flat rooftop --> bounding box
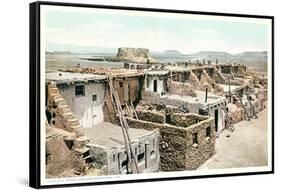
[62,67,144,78]
[46,71,107,84]
[165,65,216,72]
[219,80,251,93]
[145,70,169,76]
[162,90,226,105]
[219,84,242,93]
[165,66,190,72]
[84,122,154,148]
[46,125,75,139]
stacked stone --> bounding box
[47,82,95,166]
[200,69,224,94]
[47,82,83,137]
[212,67,226,84]
[188,71,201,87]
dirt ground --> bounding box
[198,109,268,170]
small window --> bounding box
[146,79,150,88]
[206,126,211,137]
[119,82,123,88]
[75,85,85,96]
[92,94,97,102]
[192,133,198,144]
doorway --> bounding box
[214,109,219,132]
[153,80,157,92]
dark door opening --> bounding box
[153,80,157,92]
[145,144,148,168]
[128,83,131,102]
[214,109,219,132]
[166,114,171,124]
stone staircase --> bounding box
[47,82,82,136]
[74,136,94,164]
[213,67,226,83]
[47,82,95,167]
[188,71,201,87]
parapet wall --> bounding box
[136,109,166,124]
[141,92,202,113]
[169,113,209,128]
[167,79,197,97]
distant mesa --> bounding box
[163,50,183,57]
[46,51,72,55]
[114,47,159,63]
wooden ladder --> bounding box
[130,101,139,120]
[107,76,139,174]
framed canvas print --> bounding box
[29,1,274,188]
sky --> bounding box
[44,6,270,54]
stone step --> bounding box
[69,122,80,127]
[74,147,89,154]
[59,107,72,114]
[48,88,60,94]
[53,98,64,103]
[83,155,92,160]
[74,136,90,148]
[70,124,80,129]
[48,82,57,88]
[76,136,90,142]
[64,113,75,120]
[60,105,69,109]
[52,94,62,99]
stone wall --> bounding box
[169,113,208,128]
[212,67,226,84]
[126,115,215,171]
[141,92,202,114]
[200,69,224,94]
[136,109,166,124]
[183,119,216,170]
[188,71,202,87]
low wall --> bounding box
[141,92,202,114]
[170,113,209,128]
[136,110,166,124]
[167,80,197,97]
[126,116,215,171]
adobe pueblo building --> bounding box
[45,71,160,176]
[44,56,268,177]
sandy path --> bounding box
[198,109,268,170]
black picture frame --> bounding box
[29,1,274,188]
